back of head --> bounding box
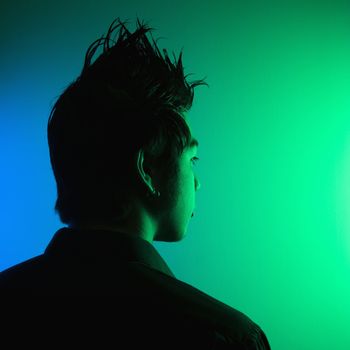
[47,17,208,227]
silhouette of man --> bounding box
[0,18,271,349]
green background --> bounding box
[1,1,350,348]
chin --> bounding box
[154,230,186,242]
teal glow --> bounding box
[1,1,350,348]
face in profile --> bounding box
[154,122,201,242]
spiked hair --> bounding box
[47,17,208,226]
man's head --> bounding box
[47,17,207,241]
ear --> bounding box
[136,148,156,193]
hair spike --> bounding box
[81,36,105,75]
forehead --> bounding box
[183,114,198,149]
[189,137,199,148]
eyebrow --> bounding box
[190,138,199,148]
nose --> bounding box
[195,176,201,191]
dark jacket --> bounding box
[0,227,271,349]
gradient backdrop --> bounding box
[1,0,350,348]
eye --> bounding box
[191,157,200,166]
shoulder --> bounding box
[128,263,271,349]
[0,255,46,287]
[0,259,270,349]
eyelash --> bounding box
[191,157,200,165]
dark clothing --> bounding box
[0,227,271,349]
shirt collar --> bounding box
[45,227,175,278]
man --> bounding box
[0,17,271,349]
